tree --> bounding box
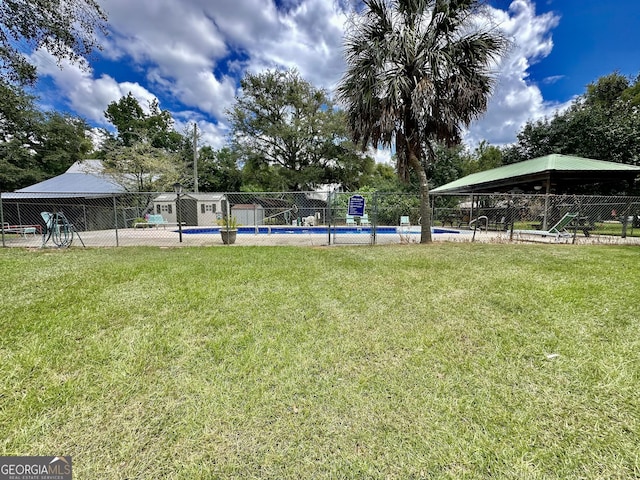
[506,72,640,174]
[461,141,502,176]
[104,93,146,147]
[198,147,243,192]
[104,93,180,149]
[101,134,181,192]
[430,143,467,186]
[0,0,107,84]
[361,163,408,192]
[101,94,185,191]
[0,80,92,190]
[337,0,507,243]
[37,111,94,176]
[228,69,373,191]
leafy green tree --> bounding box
[461,141,502,176]
[621,74,640,106]
[198,146,243,192]
[101,94,186,191]
[228,69,373,191]
[584,72,629,108]
[337,0,507,243]
[360,163,408,192]
[430,143,467,186]
[0,0,107,84]
[506,72,640,174]
[0,80,92,190]
[102,134,181,192]
[0,81,41,189]
[38,112,93,175]
[104,93,146,147]
[104,93,180,149]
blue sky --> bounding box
[29,0,640,159]
[508,0,639,103]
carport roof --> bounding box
[431,154,640,194]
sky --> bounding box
[29,0,640,161]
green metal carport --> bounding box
[431,154,640,195]
[431,154,640,230]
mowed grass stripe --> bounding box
[0,244,638,478]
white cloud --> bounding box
[173,115,229,151]
[466,0,566,146]
[30,49,158,124]
[34,0,571,155]
[368,147,393,166]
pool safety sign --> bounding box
[348,195,365,217]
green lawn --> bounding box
[1,244,639,479]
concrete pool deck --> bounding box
[3,225,640,248]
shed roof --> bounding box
[431,154,640,194]
[7,160,125,199]
[153,193,226,202]
[15,172,123,195]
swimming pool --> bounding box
[181,226,461,235]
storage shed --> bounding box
[231,203,265,226]
[151,193,226,226]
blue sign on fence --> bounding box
[348,195,365,216]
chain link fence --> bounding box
[1,191,639,248]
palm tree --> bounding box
[337,0,507,242]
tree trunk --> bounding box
[419,167,432,243]
[408,153,432,243]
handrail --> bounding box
[469,215,488,230]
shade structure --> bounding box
[431,154,640,194]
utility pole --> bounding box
[193,122,199,193]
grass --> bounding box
[1,244,639,479]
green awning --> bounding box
[431,154,640,194]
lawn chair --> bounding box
[360,214,371,226]
[514,212,578,240]
[147,214,169,228]
[396,215,412,241]
[1,222,37,237]
[346,214,357,226]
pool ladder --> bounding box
[468,215,488,231]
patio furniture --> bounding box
[514,212,579,240]
[1,223,38,237]
[133,214,184,229]
[346,215,357,226]
[360,214,371,226]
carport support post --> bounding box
[470,194,475,224]
[113,195,119,247]
[509,195,515,241]
[542,180,551,231]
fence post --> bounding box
[0,191,5,248]
[621,199,632,239]
[327,191,333,246]
[113,195,119,247]
[372,192,378,245]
